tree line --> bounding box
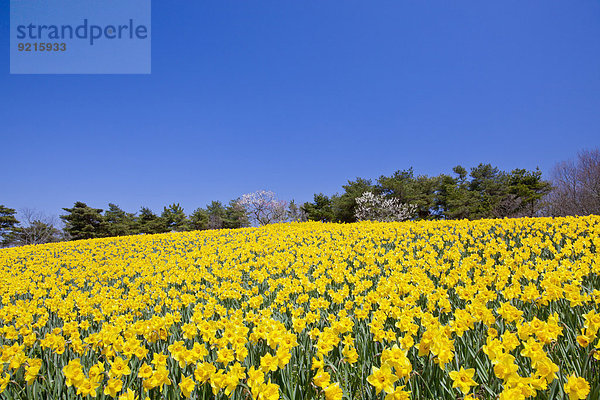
[1,149,598,247]
[0,192,307,245]
[0,200,251,245]
[302,164,552,223]
[303,149,599,223]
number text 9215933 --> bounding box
[18,42,67,51]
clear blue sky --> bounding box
[1,1,599,218]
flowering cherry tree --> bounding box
[237,190,288,226]
[355,191,416,222]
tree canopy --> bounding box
[302,164,552,223]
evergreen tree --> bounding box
[206,201,227,229]
[302,194,335,222]
[332,178,374,222]
[377,168,437,219]
[60,202,107,240]
[506,168,552,217]
[189,207,209,231]
[468,164,509,219]
[377,169,415,201]
[436,166,477,220]
[161,203,188,232]
[104,203,136,237]
[136,207,166,234]
[224,200,250,229]
[0,205,19,246]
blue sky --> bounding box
[1,1,599,218]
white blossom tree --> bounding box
[355,191,416,222]
[237,190,288,226]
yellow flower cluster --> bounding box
[0,216,599,399]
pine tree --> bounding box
[0,205,19,246]
[104,203,136,237]
[60,202,107,240]
[206,201,227,229]
[302,194,335,222]
[136,207,167,234]
[161,203,188,232]
[225,200,250,229]
[189,208,209,231]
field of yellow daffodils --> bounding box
[1,217,599,400]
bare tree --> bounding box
[546,149,600,216]
[237,190,288,226]
[492,193,524,218]
[12,209,63,245]
[577,149,600,212]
